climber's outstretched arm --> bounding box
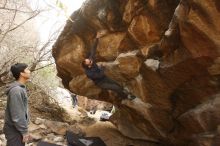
[89,38,99,60]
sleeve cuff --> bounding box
[21,131,28,136]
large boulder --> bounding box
[52,0,220,145]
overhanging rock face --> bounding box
[52,0,220,145]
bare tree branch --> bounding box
[9,11,40,32]
[3,0,8,8]
[31,62,55,72]
[0,11,40,43]
[0,5,18,42]
[0,7,35,13]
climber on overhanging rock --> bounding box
[82,30,136,100]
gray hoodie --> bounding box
[4,81,29,135]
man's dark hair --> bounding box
[10,63,28,80]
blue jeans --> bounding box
[96,77,128,99]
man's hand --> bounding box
[96,29,108,38]
[22,133,32,143]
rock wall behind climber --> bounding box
[53,0,220,145]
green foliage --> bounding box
[56,0,66,10]
[31,65,60,90]
[55,0,74,22]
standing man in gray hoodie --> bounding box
[3,63,32,146]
